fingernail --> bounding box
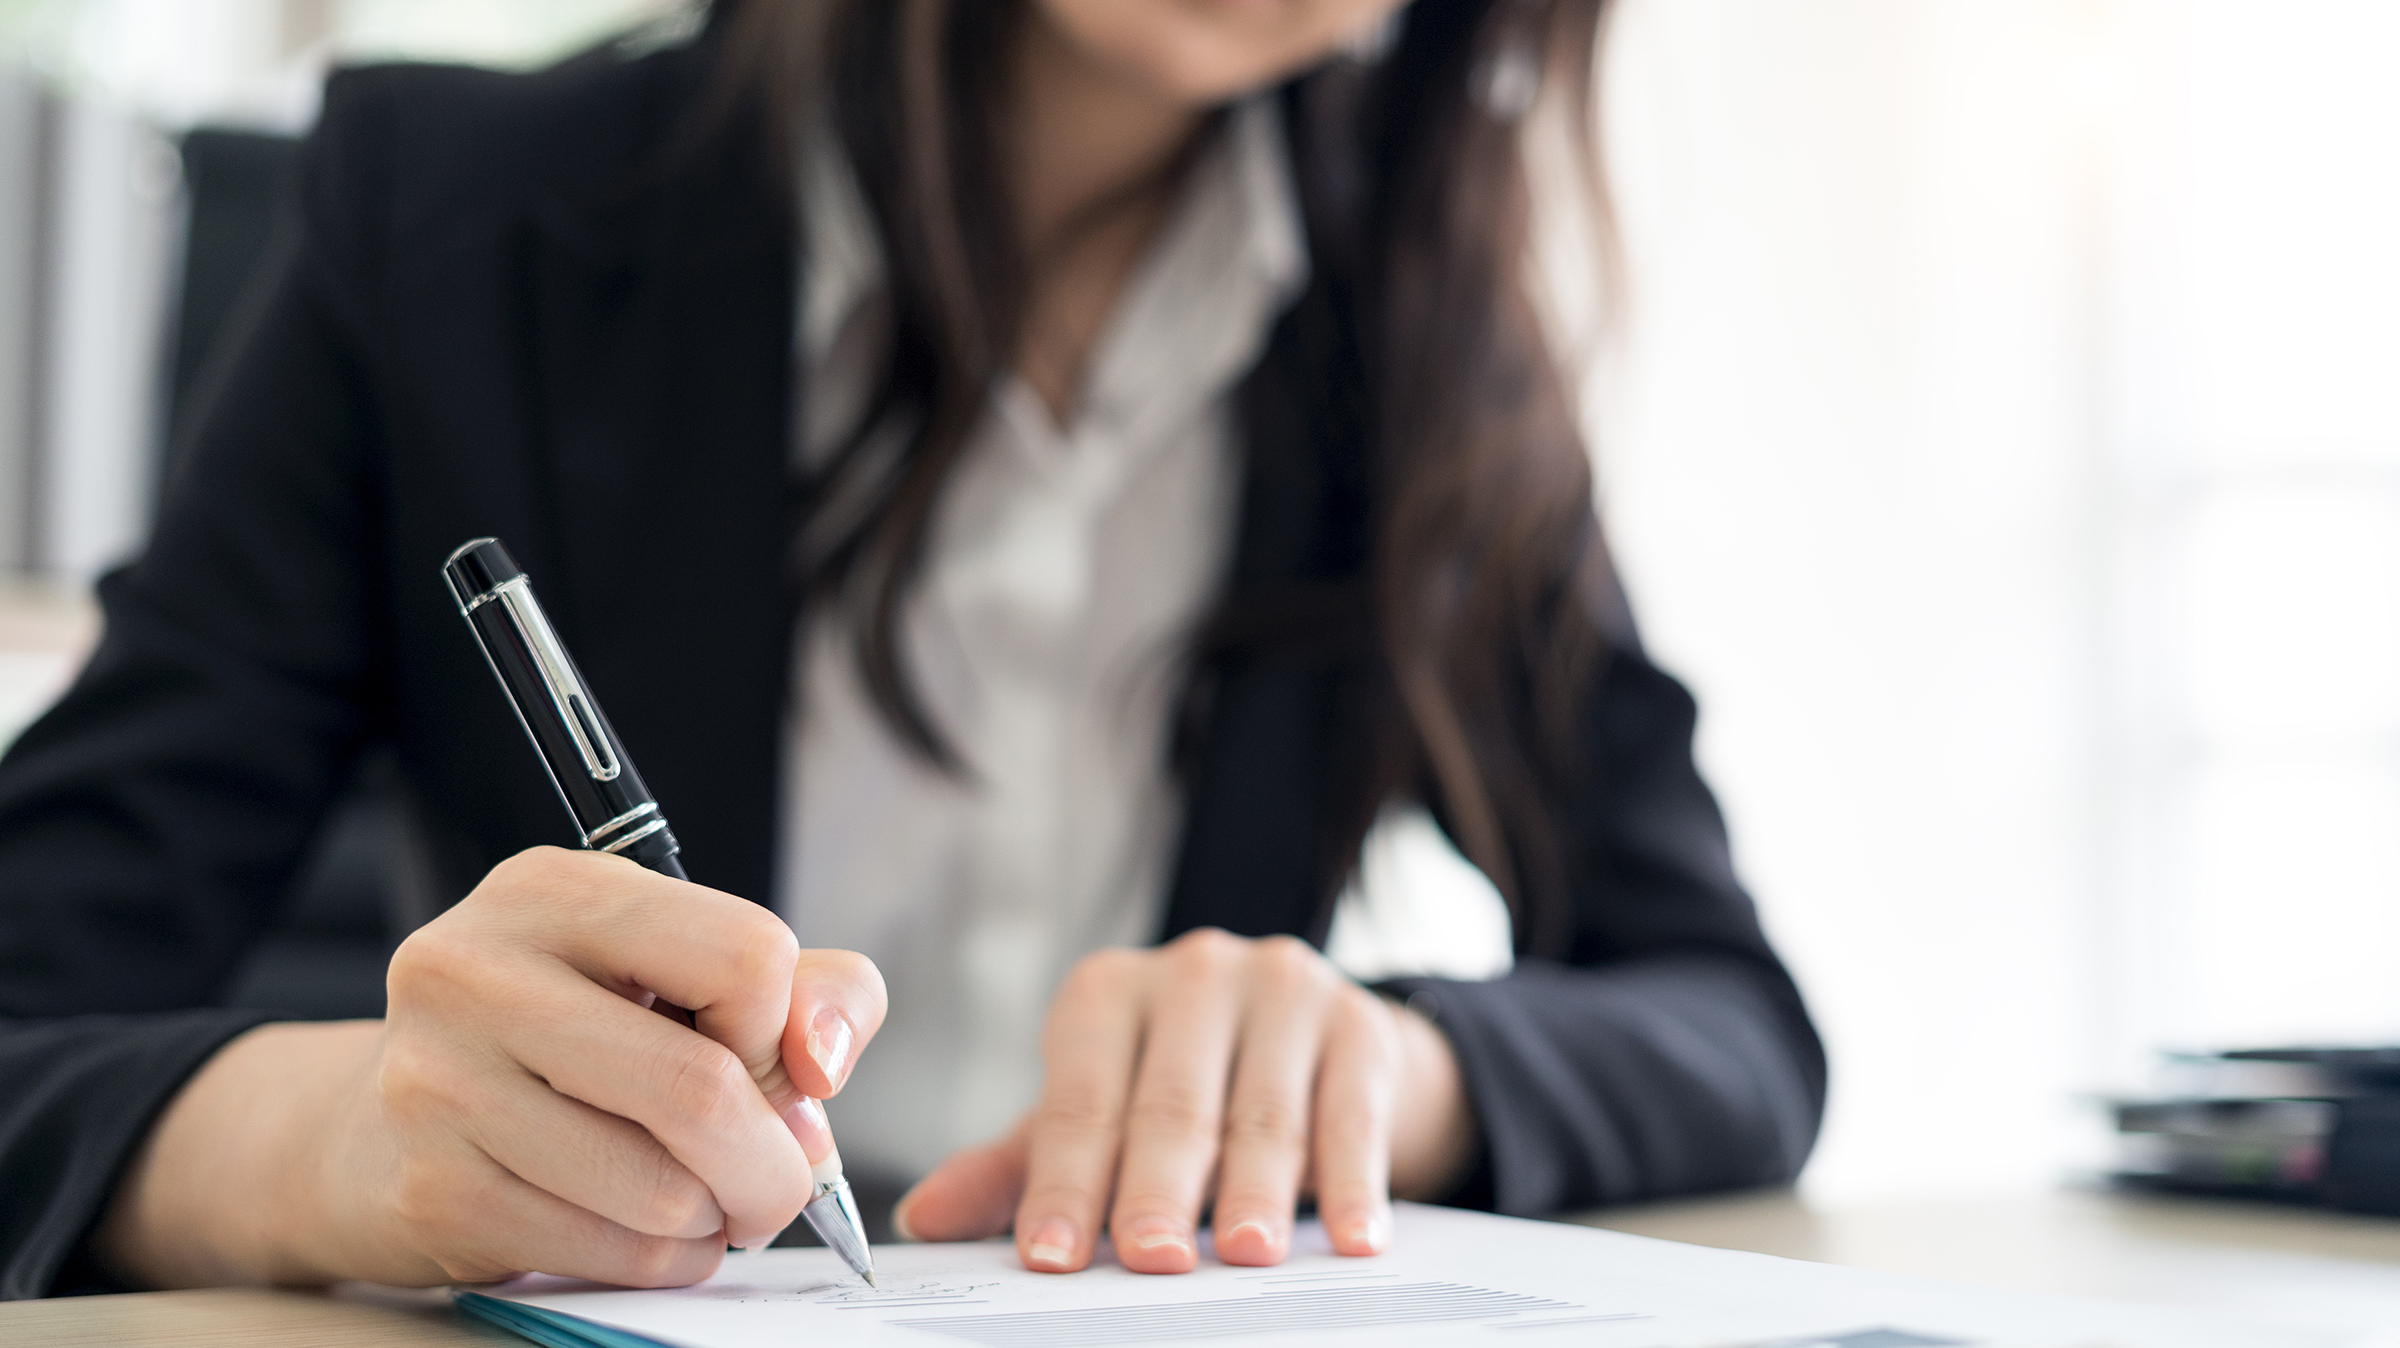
[779,1093,833,1162]
[891,1188,922,1243]
[1124,1217,1193,1258]
[1226,1217,1274,1251]
[737,1233,775,1253]
[1342,1210,1390,1254]
[806,1008,855,1093]
[1024,1218,1078,1270]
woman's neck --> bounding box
[1008,11,1207,256]
[1003,10,1209,420]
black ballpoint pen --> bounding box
[442,537,877,1285]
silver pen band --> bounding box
[598,817,671,855]
[583,800,659,847]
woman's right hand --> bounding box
[94,846,886,1289]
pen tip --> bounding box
[863,1270,877,1288]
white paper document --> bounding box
[463,1201,2342,1348]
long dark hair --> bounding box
[707,0,1615,956]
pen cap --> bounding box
[443,536,680,873]
[444,537,524,611]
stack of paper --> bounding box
[458,1202,2341,1348]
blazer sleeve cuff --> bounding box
[0,1010,277,1298]
[1377,958,1824,1220]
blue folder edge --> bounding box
[454,1290,681,1348]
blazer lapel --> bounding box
[1163,277,1377,946]
[525,137,795,908]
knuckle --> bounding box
[656,1038,752,1135]
[1027,1178,1110,1218]
[373,1040,448,1119]
[620,1234,691,1287]
[1035,1093,1124,1142]
[496,845,573,891]
[1110,1186,1189,1219]
[384,925,464,1003]
[384,935,503,1027]
[1256,934,1326,987]
[387,1156,455,1236]
[1127,1087,1213,1137]
[1171,927,1246,969]
[726,910,800,988]
[1224,1095,1308,1149]
[642,1153,716,1237]
[1314,1096,1383,1155]
[1259,932,1316,963]
[382,942,435,1010]
[1062,948,1140,1000]
[450,847,594,938]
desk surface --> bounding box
[9,1189,2398,1346]
[1578,1187,2400,1342]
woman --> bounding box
[0,0,1823,1297]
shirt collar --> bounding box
[1220,94,1310,321]
[798,116,884,369]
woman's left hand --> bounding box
[891,928,1477,1273]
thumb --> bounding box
[783,948,889,1101]
[893,1115,1031,1243]
[765,949,888,1165]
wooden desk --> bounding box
[9,1189,2396,1346]
[1576,1187,2400,1343]
[0,1284,508,1346]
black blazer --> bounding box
[0,38,1824,1298]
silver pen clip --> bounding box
[480,577,622,783]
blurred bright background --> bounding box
[0,0,2394,1206]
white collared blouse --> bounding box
[779,98,1511,1180]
